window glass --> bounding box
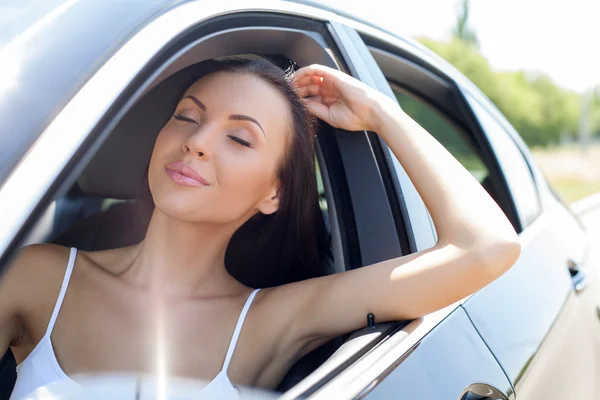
[315,158,327,211]
[392,88,489,183]
[467,96,541,228]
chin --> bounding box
[151,188,200,220]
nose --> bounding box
[182,128,213,159]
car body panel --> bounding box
[309,307,513,399]
[461,199,598,399]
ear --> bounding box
[257,185,280,215]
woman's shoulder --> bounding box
[4,243,72,285]
[6,244,132,282]
[0,244,127,310]
[0,244,73,339]
[2,244,74,304]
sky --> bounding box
[321,0,600,93]
[1,0,598,93]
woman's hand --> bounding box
[293,64,395,132]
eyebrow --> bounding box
[183,95,265,137]
[229,114,265,137]
[183,95,206,111]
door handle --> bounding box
[568,259,588,293]
[459,383,507,400]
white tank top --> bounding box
[11,247,261,399]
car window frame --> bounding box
[389,84,492,184]
[361,39,523,235]
[463,92,544,230]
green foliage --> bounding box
[592,90,600,137]
[419,37,584,147]
[394,89,488,182]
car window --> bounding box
[392,88,489,183]
[386,84,527,234]
[467,96,541,228]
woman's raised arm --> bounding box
[268,65,520,350]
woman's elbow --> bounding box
[480,237,521,281]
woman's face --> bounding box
[148,71,291,225]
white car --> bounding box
[1,1,599,399]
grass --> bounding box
[531,143,600,204]
[548,177,600,204]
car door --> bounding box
[461,92,600,400]
[358,20,600,400]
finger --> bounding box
[304,99,330,122]
[296,64,351,82]
[293,75,323,87]
[305,95,322,103]
[294,64,333,81]
[296,84,321,98]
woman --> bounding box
[0,58,520,398]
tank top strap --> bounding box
[44,247,77,338]
[221,288,261,373]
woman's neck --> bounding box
[124,208,244,297]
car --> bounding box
[1,1,599,399]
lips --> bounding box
[165,161,209,188]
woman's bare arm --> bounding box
[269,65,520,352]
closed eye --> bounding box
[228,135,252,147]
[174,114,198,124]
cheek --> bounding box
[152,123,180,157]
[148,128,177,193]
[213,145,280,203]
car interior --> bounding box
[0,23,402,397]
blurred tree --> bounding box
[453,0,479,48]
[419,37,582,147]
[591,88,600,138]
[528,73,580,146]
